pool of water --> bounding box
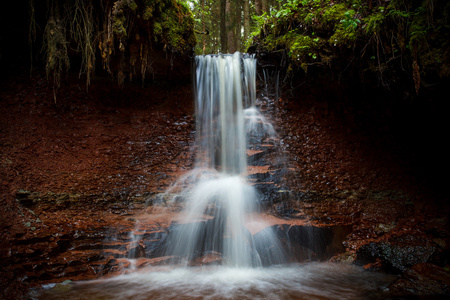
[35,262,392,299]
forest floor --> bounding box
[1,69,449,298]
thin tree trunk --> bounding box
[220,0,227,52]
[243,0,250,44]
[235,0,241,52]
[261,0,268,15]
[202,0,206,54]
[212,0,220,53]
[255,0,262,16]
[226,0,236,53]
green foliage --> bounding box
[331,6,361,46]
[250,0,365,70]
[363,6,386,34]
[340,10,360,30]
[152,1,196,52]
[250,0,450,90]
[112,15,127,39]
[115,0,196,53]
[189,0,224,54]
[112,0,138,38]
[109,0,196,86]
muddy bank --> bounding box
[0,70,196,297]
[268,73,450,297]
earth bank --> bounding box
[1,61,449,298]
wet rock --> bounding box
[251,170,291,208]
[355,234,437,273]
[258,224,352,263]
[374,222,396,234]
[254,183,280,207]
[154,217,228,261]
[193,252,222,266]
[247,146,276,164]
[143,231,169,257]
[13,191,157,221]
[272,200,304,218]
[332,251,356,264]
[127,243,146,259]
[388,263,450,296]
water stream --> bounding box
[35,52,390,299]
[37,263,389,299]
[159,52,283,267]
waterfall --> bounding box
[194,52,247,174]
[34,52,391,300]
[163,52,284,267]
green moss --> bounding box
[112,0,140,37]
[322,3,347,30]
[252,0,365,67]
[363,7,386,35]
[109,0,198,56]
[289,34,319,60]
[251,0,450,88]
[143,6,154,20]
[128,0,138,11]
[154,22,162,36]
[152,0,196,53]
[113,14,127,37]
[120,0,197,53]
[107,0,196,85]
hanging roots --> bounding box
[43,16,70,102]
[66,0,97,91]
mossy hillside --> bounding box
[251,0,450,90]
[38,0,197,93]
[113,0,196,54]
[110,0,196,85]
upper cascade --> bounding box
[194,52,257,175]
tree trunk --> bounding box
[235,0,241,52]
[243,0,250,44]
[212,0,220,54]
[255,0,262,16]
[220,0,227,52]
[226,0,236,53]
[261,0,268,15]
[202,0,206,54]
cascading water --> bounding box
[162,52,284,267]
[195,52,247,174]
[35,52,391,299]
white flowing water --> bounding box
[36,263,390,299]
[163,52,283,267]
[35,52,391,298]
[194,52,248,174]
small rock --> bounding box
[433,238,446,249]
[375,222,396,234]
